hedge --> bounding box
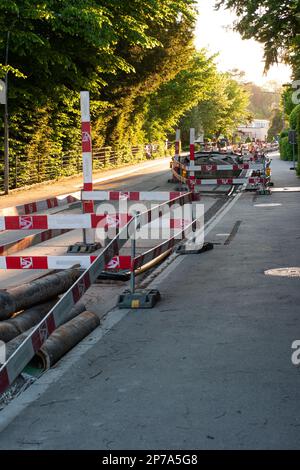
[289,104,300,130]
[280,105,300,166]
[279,136,294,161]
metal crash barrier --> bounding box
[0,189,204,393]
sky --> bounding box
[195,0,292,87]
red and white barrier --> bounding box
[0,213,191,231]
[0,194,80,255]
[171,167,266,187]
[0,213,132,231]
[0,193,80,217]
[133,218,197,270]
[136,192,193,228]
[0,220,133,393]
[0,229,69,256]
[191,177,266,186]
[0,255,132,271]
[175,129,181,157]
[80,92,93,203]
[0,212,192,270]
[175,161,264,172]
[80,91,95,244]
[0,192,196,393]
[189,128,196,188]
[81,190,188,202]
[170,129,270,192]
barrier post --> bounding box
[130,214,137,295]
[69,91,101,252]
[80,91,95,246]
[175,129,181,158]
[169,129,182,184]
[189,128,196,190]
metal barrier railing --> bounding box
[0,142,174,193]
[0,190,196,394]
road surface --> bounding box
[1,153,299,449]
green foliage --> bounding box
[216,0,300,77]
[289,104,300,130]
[280,130,289,138]
[100,11,197,149]
[268,109,283,141]
[0,0,198,188]
[244,82,281,120]
[279,105,299,164]
[145,50,217,142]
[282,87,298,116]
[0,1,257,190]
[180,72,250,143]
[279,136,293,161]
[288,104,300,172]
[296,106,300,169]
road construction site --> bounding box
[0,134,299,449]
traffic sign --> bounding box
[288,130,297,145]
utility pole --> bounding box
[3,31,10,194]
[288,130,297,171]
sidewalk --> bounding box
[0,154,300,449]
[0,158,169,209]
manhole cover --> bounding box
[265,267,300,278]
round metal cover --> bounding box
[265,267,300,278]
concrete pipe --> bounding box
[4,329,32,363]
[0,300,57,343]
[0,268,81,320]
[3,302,87,363]
[0,301,86,344]
[32,311,100,370]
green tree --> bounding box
[268,109,284,141]
[180,72,250,141]
[144,51,217,142]
[100,10,197,148]
[244,83,281,120]
[0,0,198,188]
[216,0,300,77]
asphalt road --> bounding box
[1,153,299,449]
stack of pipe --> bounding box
[0,269,100,371]
[0,269,81,321]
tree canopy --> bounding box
[180,71,251,142]
[0,1,250,189]
[216,0,300,77]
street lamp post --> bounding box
[1,32,11,194]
